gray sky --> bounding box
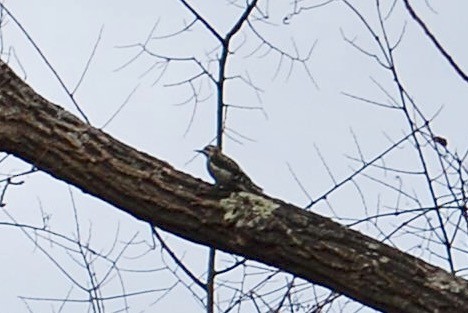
[1,1,467,312]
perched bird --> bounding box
[196,145,262,193]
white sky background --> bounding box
[0,0,467,312]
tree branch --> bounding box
[402,0,468,82]
[0,60,466,313]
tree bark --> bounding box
[0,60,466,313]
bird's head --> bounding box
[195,145,219,158]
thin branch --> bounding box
[402,0,468,82]
[0,4,90,124]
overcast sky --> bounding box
[1,1,467,312]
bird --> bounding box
[196,145,263,194]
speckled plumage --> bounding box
[196,145,262,193]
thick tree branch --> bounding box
[0,61,466,312]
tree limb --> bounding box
[0,60,466,312]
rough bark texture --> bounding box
[0,60,466,313]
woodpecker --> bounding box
[196,145,262,193]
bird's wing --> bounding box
[211,152,263,192]
[210,154,244,176]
